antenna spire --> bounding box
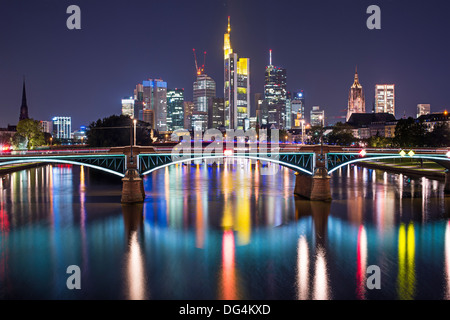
[227,16,230,33]
[269,49,272,66]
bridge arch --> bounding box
[0,159,125,177]
[327,155,450,175]
[140,155,314,176]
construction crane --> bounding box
[192,48,207,76]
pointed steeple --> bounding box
[352,66,361,88]
[19,78,29,121]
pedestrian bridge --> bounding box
[0,146,449,202]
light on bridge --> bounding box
[359,149,366,157]
[224,149,233,157]
[408,150,415,157]
[399,150,406,157]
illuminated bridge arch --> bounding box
[139,153,315,176]
[327,153,450,175]
[0,155,126,177]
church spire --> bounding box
[19,78,29,121]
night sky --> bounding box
[1,0,449,128]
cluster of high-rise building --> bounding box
[118,16,443,138]
[346,68,398,121]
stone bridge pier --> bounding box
[120,146,145,203]
[294,147,332,202]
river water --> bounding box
[0,163,449,299]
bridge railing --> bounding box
[5,148,111,156]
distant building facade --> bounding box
[264,50,287,129]
[224,17,250,129]
[209,97,225,129]
[121,97,135,118]
[52,117,72,140]
[418,112,450,132]
[291,91,305,129]
[347,113,397,139]
[183,101,194,130]
[40,121,53,134]
[310,106,325,127]
[193,74,216,131]
[167,88,185,131]
[375,84,395,116]
[347,68,365,121]
[417,104,431,118]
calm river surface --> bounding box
[0,163,449,299]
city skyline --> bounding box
[1,0,450,129]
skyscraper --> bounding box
[167,88,185,131]
[209,97,225,129]
[310,106,325,127]
[347,68,365,121]
[375,84,395,116]
[19,80,29,121]
[138,79,168,131]
[52,116,72,140]
[183,101,194,130]
[291,91,305,129]
[121,97,135,118]
[417,104,431,118]
[224,17,250,129]
[193,74,216,131]
[264,50,287,128]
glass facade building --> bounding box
[375,84,395,116]
[224,17,250,129]
[167,88,185,131]
[193,74,216,131]
[121,97,135,118]
[264,51,287,128]
[291,91,305,129]
[52,116,72,140]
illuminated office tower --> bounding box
[121,97,135,118]
[310,106,325,127]
[193,74,216,131]
[183,101,194,130]
[417,104,430,118]
[52,116,72,140]
[224,16,250,129]
[167,88,185,131]
[142,79,168,131]
[375,84,395,116]
[291,91,305,129]
[347,68,365,121]
[209,97,225,129]
[264,50,287,128]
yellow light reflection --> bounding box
[397,222,416,300]
[296,236,309,300]
[235,170,251,245]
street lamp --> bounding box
[133,119,137,146]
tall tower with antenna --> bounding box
[223,16,250,129]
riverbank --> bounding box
[0,162,45,175]
[356,160,446,180]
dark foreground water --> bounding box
[0,163,449,299]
